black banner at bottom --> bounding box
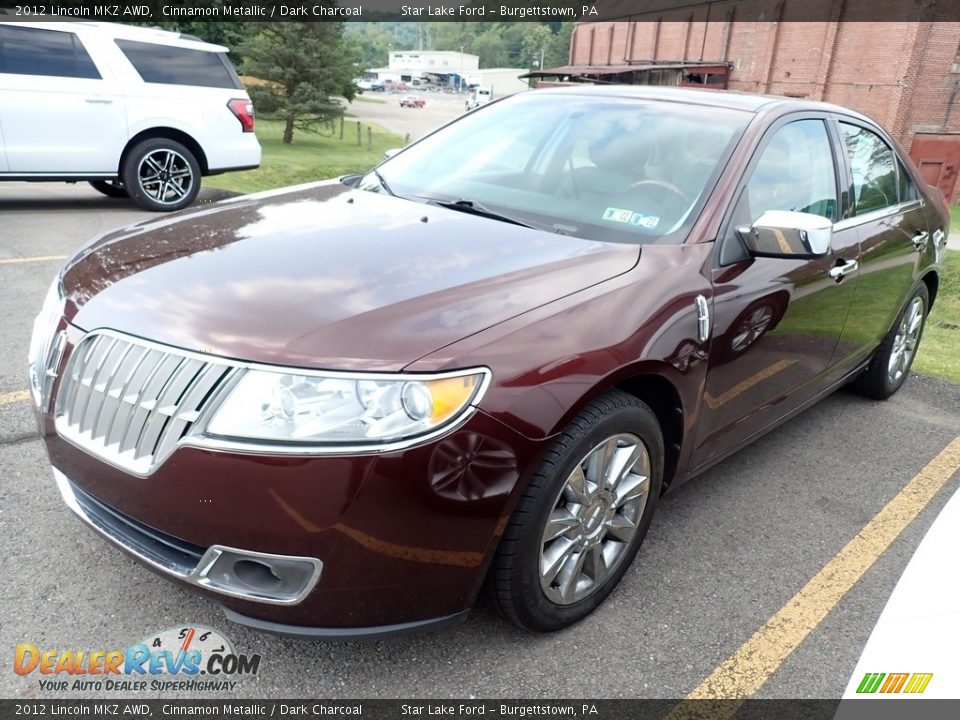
[1,700,960,720]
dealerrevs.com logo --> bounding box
[14,626,261,692]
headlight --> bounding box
[28,276,65,409]
[202,368,490,448]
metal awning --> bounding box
[521,61,731,79]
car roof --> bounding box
[0,17,227,52]
[532,84,875,121]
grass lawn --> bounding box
[205,118,404,195]
[951,204,960,235]
[914,249,960,384]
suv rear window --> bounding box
[115,39,241,89]
[0,26,100,79]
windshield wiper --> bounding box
[372,168,396,197]
[421,197,537,229]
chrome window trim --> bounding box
[55,328,493,475]
[833,199,924,232]
[52,468,322,605]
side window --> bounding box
[115,40,241,89]
[897,159,918,203]
[745,119,838,221]
[721,119,837,265]
[0,26,100,79]
[839,123,897,215]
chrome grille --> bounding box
[55,332,234,475]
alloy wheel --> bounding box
[137,149,194,206]
[887,296,924,384]
[539,433,651,605]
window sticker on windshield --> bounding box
[629,213,660,229]
[602,207,634,223]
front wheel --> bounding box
[852,283,929,400]
[488,390,663,632]
[123,138,201,212]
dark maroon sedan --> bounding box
[29,87,948,637]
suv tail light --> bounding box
[227,98,255,133]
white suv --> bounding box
[0,20,260,211]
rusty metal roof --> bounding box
[521,61,731,79]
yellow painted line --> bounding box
[0,390,31,405]
[0,255,67,266]
[703,359,797,410]
[672,434,960,714]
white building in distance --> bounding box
[365,50,479,88]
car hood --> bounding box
[62,181,640,371]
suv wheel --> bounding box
[488,390,663,631]
[123,138,201,212]
[88,180,128,199]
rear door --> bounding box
[693,115,860,468]
[830,118,931,369]
[0,25,127,174]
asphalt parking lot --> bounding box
[2,180,959,702]
[349,91,470,142]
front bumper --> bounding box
[39,400,544,635]
[53,469,323,605]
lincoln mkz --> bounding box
[31,87,948,637]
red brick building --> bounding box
[542,0,960,202]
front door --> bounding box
[692,116,859,470]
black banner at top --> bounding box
[0,0,958,23]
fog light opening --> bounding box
[233,559,283,591]
[194,545,321,604]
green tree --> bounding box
[345,23,394,71]
[240,22,358,145]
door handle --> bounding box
[85,98,114,104]
[828,258,858,281]
[912,231,929,252]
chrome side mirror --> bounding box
[737,210,832,258]
[382,148,402,161]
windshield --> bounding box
[368,92,749,244]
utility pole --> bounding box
[459,45,464,93]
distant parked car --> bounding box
[31,87,948,639]
[399,96,426,108]
[0,21,260,211]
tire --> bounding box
[122,138,201,212]
[88,180,128,199]
[488,390,663,632]
[852,283,929,400]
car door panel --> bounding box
[831,120,933,367]
[0,116,8,172]
[692,116,858,470]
